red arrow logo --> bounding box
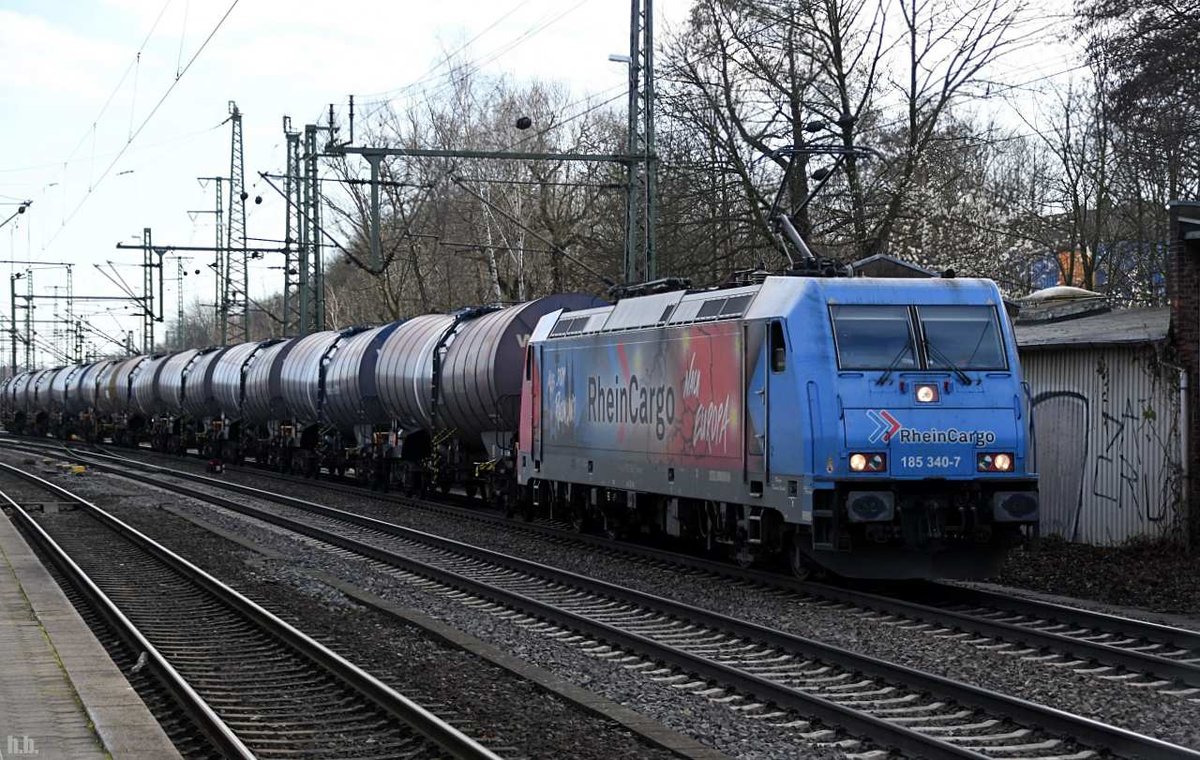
[879,410,902,442]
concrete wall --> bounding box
[1022,344,1186,545]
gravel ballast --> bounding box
[2,465,696,760]
[990,535,1200,619]
[41,451,1200,751]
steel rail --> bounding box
[0,482,255,759]
[55,447,1200,760]
[11,438,1200,691]
[82,440,1200,688]
[914,580,1200,653]
[0,459,501,760]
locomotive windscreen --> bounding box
[917,305,1007,370]
[830,305,916,370]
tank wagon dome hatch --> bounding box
[229,338,293,424]
[323,322,404,430]
[279,326,372,425]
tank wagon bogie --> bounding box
[517,276,1039,579]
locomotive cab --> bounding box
[807,285,1039,578]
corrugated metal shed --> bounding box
[1016,310,1185,545]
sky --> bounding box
[0,0,1079,364]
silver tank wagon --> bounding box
[322,323,402,432]
[375,314,457,432]
[47,365,79,414]
[98,355,148,416]
[65,360,115,416]
[130,354,172,418]
[25,368,59,414]
[279,328,369,426]
[439,295,603,441]
[211,341,269,420]
[241,338,298,425]
[181,347,233,419]
[155,348,216,416]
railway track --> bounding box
[0,458,501,760]
[25,443,1200,760]
[58,439,1200,696]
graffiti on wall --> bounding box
[1029,349,1184,545]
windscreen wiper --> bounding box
[876,343,913,386]
[924,339,973,385]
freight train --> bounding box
[0,276,1038,579]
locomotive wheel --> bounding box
[733,537,755,569]
[465,482,478,500]
[600,512,622,540]
[570,508,587,533]
[790,535,816,582]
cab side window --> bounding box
[770,321,786,372]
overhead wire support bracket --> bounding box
[324,144,641,273]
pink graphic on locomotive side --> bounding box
[537,322,744,468]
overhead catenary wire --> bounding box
[57,0,175,178]
[356,0,537,105]
[43,0,243,253]
[358,0,592,120]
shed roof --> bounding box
[1014,306,1170,350]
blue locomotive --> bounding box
[517,275,1038,578]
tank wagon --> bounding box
[518,276,1038,579]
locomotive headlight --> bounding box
[915,383,939,403]
[849,453,886,472]
[978,452,1014,472]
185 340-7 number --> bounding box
[900,455,960,469]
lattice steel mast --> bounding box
[225,101,249,344]
[299,123,327,334]
[282,116,303,335]
[623,0,657,284]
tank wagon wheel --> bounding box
[465,482,478,500]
